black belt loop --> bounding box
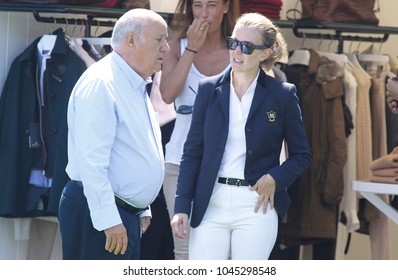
[218,177,249,187]
[70,180,148,216]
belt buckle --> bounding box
[236,179,241,187]
[226,177,230,185]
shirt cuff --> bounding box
[139,205,152,219]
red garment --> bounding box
[240,0,282,19]
[89,0,120,8]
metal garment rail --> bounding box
[1,3,398,49]
[0,3,173,37]
[288,20,398,53]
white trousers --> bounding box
[189,183,278,260]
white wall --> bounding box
[150,0,178,13]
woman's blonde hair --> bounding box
[236,13,288,71]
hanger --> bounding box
[76,21,112,46]
[82,37,112,45]
[288,49,310,66]
[327,35,335,53]
[38,18,57,54]
[348,40,354,54]
[318,34,324,50]
[356,42,389,63]
[318,51,348,64]
[357,53,389,63]
[346,53,372,79]
[300,33,306,49]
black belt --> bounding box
[71,180,148,216]
[218,177,249,187]
[114,195,149,216]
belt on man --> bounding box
[218,177,249,187]
[71,180,148,216]
[114,195,149,216]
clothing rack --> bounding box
[1,3,398,48]
[0,3,173,37]
[287,20,398,53]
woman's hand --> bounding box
[386,95,398,114]
[171,213,189,239]
[249,174,276,214]
[185,18,208,52]
[386,77,398,114]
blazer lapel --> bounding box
[216,69,232,121]
[216,83,230,120]
[248,69,268,120]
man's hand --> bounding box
[104,223,128,255]
[140,216,151,234]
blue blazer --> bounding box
[175,68,311,228]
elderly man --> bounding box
[58,8,170,260]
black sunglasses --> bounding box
[225,36,268,55]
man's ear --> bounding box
[125,32,136,49]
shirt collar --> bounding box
[230,68,260,98]
[112,51,152,96]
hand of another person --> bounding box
[386,95,398,114]
[140,216,151,234]
[249,174,276,214]
[170,213,189,239]
[386,77,398,114]
[104,223,128,255]
[185,18,208,52]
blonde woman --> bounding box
[171,13,311,260]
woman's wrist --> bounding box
[185,47,198,54]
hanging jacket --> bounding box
[279,49,347,244]
[0,28,87,217]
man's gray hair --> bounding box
[111,9,145,49]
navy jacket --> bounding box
[0,28,87,217]
[174,68,311,228]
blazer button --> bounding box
[247,150,253,156]
[246,127,252,133]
